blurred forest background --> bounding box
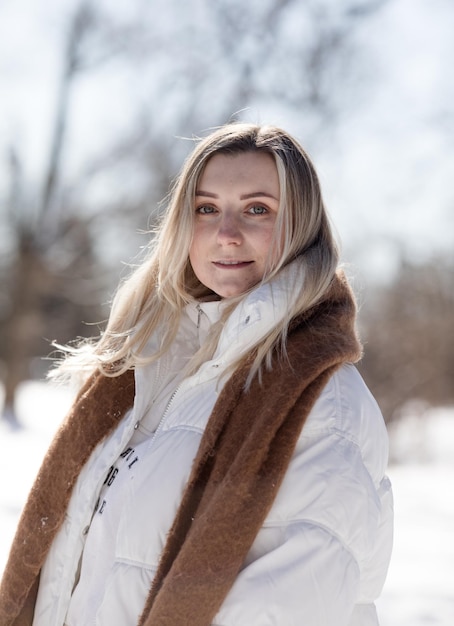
[0,0,453,426]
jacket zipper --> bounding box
[196,303,203,328]
[147,383,181,445]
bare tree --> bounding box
[358,255,454,423]
[0,2,122,424]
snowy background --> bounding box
[1,381,453,625]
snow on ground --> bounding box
[0,381,74,574]
[1,381,454,624]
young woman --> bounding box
[0,123,393,626]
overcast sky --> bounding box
[1,0,453,282]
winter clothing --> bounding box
[0,267,393,626]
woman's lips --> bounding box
[212,260,253,268]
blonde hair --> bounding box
[53,123,339,385]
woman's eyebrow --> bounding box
[240,191,279,200]
[195,190,218,198]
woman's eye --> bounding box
[248,205,268,215]
[196,205,216,214]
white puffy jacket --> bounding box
[33,264,393,626]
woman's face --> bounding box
[189,151,280,298]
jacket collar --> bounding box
[213,258,305,362]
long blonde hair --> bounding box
[53,123,339,384]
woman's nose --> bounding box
[217,214,242,244]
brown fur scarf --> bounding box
[0,271,361,626]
